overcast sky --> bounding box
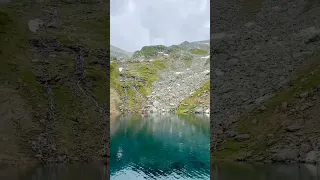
[110,0,210,52]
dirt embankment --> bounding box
[0,0,109,165]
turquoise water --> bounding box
[110,114,210,180]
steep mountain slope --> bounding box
[212,0,320,163]
[110,45,132,59]
[110,41,210,116]
[0,0,109,164]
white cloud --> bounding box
[152,38,165,45]
[111,0,210,52]
[127,0,136,13]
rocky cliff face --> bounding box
[211,0,320,163]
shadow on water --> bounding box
[212,162,320,180]
[110,113,210,180]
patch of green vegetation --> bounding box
[53,85,102,157]
[169,45,182,53]
[60,53,75,73]
[0,10,12,34]
[42,3,109,50]
[214,140,248,160]
[0,0,108,162]
[242,0,263,16]
[53,86,78,151]
[126,87,141,112]
[182,54,193,67]
[0,6,28,57]
[136,60,166,91]
[86,66,109,104]
[177,80,210,114]
[151,59,167,70]
[54,33,82,46]
[133,46,158,59]
[244,54,320,117]
[190,48,208,55]
[133,45,170,59]
[110,62,122,93]
[112,59,167,112]
[216,54,320,160]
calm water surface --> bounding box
[1,162,320,179]
[110,113,210,180]
[2,113,320,179]
[0,164,108,179]
[212,162,320,180]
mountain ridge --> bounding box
[110,45,132,59]
[110,39,210,117]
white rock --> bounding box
[202,70,210,75]
[28,19,44,33]
[201,55,210,59]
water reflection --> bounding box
[212,162,320,180]
[0,164,108,180]
[110,113,210,180]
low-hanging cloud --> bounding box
[111,0,210,52]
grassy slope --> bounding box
[0,0,109,164]
[110,59,166,114]
[190,48,208,55]
[177,80,210,114]
[213,53,320,161]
